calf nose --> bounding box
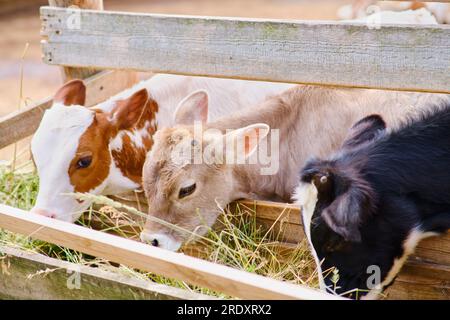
[140,232,182,251]
[30,208,56,219]
[140,232,159,247]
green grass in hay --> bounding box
[0,162,318,298]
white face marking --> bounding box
[293,182,438,300]
[292,182,327,291]
[31,104,97,222]
[32,97,154,222]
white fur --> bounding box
[31,104,95,221]
[109,131,125,151]
[293,178,438,300]
[348,8,438,25]
[103,158,140,196]
[338,1,446,24]
[140,232,182,252]
[292,182,327,291]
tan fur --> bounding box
[142,85,449,247]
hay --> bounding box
[0,162,318,298]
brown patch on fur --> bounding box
[68,96,158,191]
[68,110,112,193]
[54,79,86,106]
[111,133,153,184]
[111,98,158,184]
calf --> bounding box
[294,106,450,299]
[141,85,449,251]
[30,75,292,222]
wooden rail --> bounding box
[106,193,450,299]
[0,246,209,300]
[0,204,341,300]
[40,7,450,93]
[0,0,448,300]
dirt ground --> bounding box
[0,0,349,161]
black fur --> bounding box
[300,105,450,299]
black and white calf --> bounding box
[294,105,450,299]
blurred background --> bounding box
[0,0,349,161]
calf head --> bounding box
[294,115,388,299]
[31,80,157,222]
[141,91,269,251]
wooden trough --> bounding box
[0,0,449,300]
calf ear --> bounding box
[111,89,150,130]
[321,178,374,242]
[225,123,270,160]
[174,90,209,125]
[342,115,386,150]
[53,79,86,106]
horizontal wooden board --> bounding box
[40,7,450,93]
[0,245,209,300]
[94,193,450,299]
[0,204,340,300]
[0,70,137,149]
[384,260,450,300]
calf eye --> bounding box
[76,156,92,169]
[178,183,196,199]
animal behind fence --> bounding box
[294,103,450,299]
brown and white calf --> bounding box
[141,85,449,251]
[30,74,293,222]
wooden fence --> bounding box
[0,0,449,300]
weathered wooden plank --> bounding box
[47,0,103,81]
[234,199,301,225]
[40,7,450,93]
[385,260,450,300]
[0,70,137,149]
[0,246,209,300]
[0,204,340,300]
[412,235,450,266]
